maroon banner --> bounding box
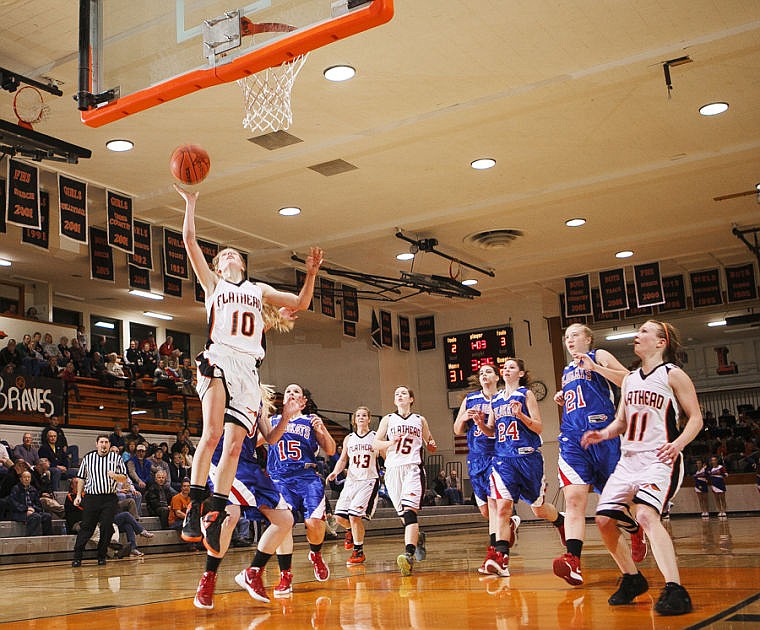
[58,175,87,243]
[194,239,219,303]
[296,270,314,311]
[163,274,183,298]
[592,288,619,323]
[22,190,49,249]
[625,283,652,318]
[0,178,6,233]
[371,310,382,349]
[398,315,411,351]
[598,268,628,312]
[106,190,134,253]
[559,294,588,328]
[6,158,40,228]
[129,220,153,269]
[658,274,687,313]
[341,284,358,323]
[320,278,336,318]
[89,226,115,282]
[633,261,665,308]
[690,269,722,308]
[415,315,436,351]
[564,274,592,317]
[163,228,188,279]
[343,320,357,338]
[725,263,757,303]
[128,264,151,291]
[380,310,392,347]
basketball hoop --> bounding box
[13,86,50,129]
[236,21,308,134]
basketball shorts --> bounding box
[196,344,263,435]
[272,471,326,520]
[489,452,547,507]
[558,431,620,493]
[467,455,493,507]
[597,450,684,518]
[334,477,380,519]
[208,456,289,513]
[385,463,425,516]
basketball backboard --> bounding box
[78,0,394,127]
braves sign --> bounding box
[0,373,63,418]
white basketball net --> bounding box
[237,54,309,134]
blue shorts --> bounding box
[208,457,286,513]
[272,471,326,521]
[489,452,547,506]
[558,432,620,493]
[467,455,493,506]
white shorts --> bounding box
[597,450,684,519]
[334,477,380,519]
[384,463,424,515]
[196,344,262,435]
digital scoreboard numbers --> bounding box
[444,326,515,389]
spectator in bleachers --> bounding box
[8,470,52,536]
[25,307,39,320]
[21,337,46,376]
[142,335,158,355]
[127,444,152,492]
[127,424,146,447]
[59,361,81,402]
[0,459,31,500]
[171,429,195,456]
[57,336,72,365]
[75,325,88,354]
[168,451,189,492]
[41,333,62,362]
[168,479,191,532]
[41,357,62,378]
[13,433,40,468]
[31,459,65,518]
[105,353,131,388]
[41,415,70,456]
[38,431,68,489]
[428,469,448,506]
[109,423,125,454]
[0,338,22,374]
[179,442,193,467]
[144,470,176,528]
[153,359,179,393]
[69,338,89,376]
[149,447,170,481]
[113,510,154,557]
[125,340,147,378]
[91,351,107,384]
[122,439,137,464]
[445,468,464,505]
[115,475,143,519]
[139,341,158,376]
[0,440,13,473]
[178,356,197,395]
[158,335,175,364]
[64,477,83,533]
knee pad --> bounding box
[402,510,418,527]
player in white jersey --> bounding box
[327,406,380,566]
[374,386,437,576]
[175,184,323,558]
[582,320,702,616]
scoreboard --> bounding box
[444,326,515,390]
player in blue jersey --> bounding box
[482,358,565,577]
[267,383,336,583]
[453,364,500,573]
[552,323,631,586]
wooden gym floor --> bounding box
[0,515,758,629]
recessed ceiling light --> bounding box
[323,65,356,82]
[462,279,478,286]
[471,158,496,170]
[615,250,634,258]
[144,311,173,321]
[565,218,586,227]
[698,102,729,116]
[278,207,301,216]
[94,321,115,329]
[129,289,164,300]
[707,320,727,327]
[396,253,415,261]
[605,331,637,341]
[106,139,134,152]
[0,258,11,267]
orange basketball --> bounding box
[170,144,211,185]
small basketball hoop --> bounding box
[236,21,308,134]
[13,86,50,129]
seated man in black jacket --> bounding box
[144,470,176,528]
[9,470,53,535]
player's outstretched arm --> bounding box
[312,415,336,457]
[327,435,350,481]
[175,184,217,295]
[260,247,324,309]
[421,417,437,453]
[453,399,470,436]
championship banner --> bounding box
[598,268,628,312]
[0,178,6,233]
[89,226,115,282]
[658,274,687,313]
[296,270,314,311]
[320,278,336,318]
[129,264,151,291]
[129,220,153,269]
[194,239,218,303]
[0,371,64,418]
[341,284,358,323]
[592,288,619,323]
[380,310,392,347]
[163,228,188,279]
[690,268,722,308]
[58,174,87,243]
[398,315,411,351]
[343,320,357,338]
[106,190,134,253]
[633,261,665,308]
[559,294,588,328]
[371,310,382,349]
[415,315,436,351]
[22,190,49,249]
[564,274,592,317]
[725,263,757,303]
[625,283,652,318]
[163,274,183,298]
[6,158,40,228]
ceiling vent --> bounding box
[464,229,523,250]
[247,130,303,150]
[308,159,358,176]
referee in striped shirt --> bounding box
[72,435,128,567]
